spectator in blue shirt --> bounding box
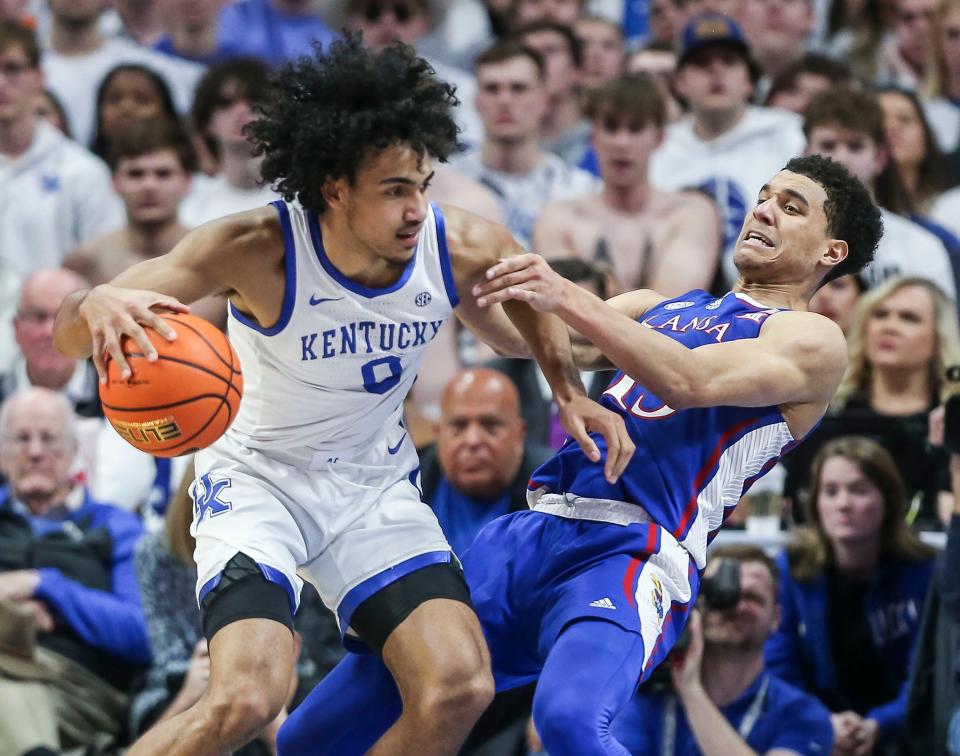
[609,544,834,756]
[0,387,149,755]
[421,366,550,557]
[154,0,243,66]
[767,436,937,754]
[217,0,339,67]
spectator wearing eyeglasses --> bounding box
[0,268,99,419]
[0,267,168,515]
[327,0,485,149]
[0,387,150,754]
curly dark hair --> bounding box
[247,34,460,215]
[783,155,882,284]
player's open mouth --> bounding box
[397,228,420,247]
[744,231,775,248]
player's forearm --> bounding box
[53,289,94,359]
[503,300,585,402]
[679,685,759,756]
[554,282,699,407]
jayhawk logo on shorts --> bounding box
[651,574,665,622]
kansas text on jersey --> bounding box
[529,290,797,567]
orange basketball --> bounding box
[100,313,243,458]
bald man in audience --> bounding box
[418,368,552,557]
[0,387,149,755]
[0,267,100,417]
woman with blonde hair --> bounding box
[785,276,960,525]
[767,436,936,754]
[835,276,960,411]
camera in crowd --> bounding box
[641,560,742,695]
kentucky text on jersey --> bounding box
[528,290,797,568]
[300,319,445,361]
[225,200,457,454]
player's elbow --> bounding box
[654,370,705,410]
[490,337,531,358]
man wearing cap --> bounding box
[648,13,806,287]
[326,0,484,148]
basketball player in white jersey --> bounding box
[53,36,634,756]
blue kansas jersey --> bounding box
[529,290,798,567]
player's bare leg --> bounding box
[128,618,295,756]
[369,598,494,756]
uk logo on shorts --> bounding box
[191,473,233,524]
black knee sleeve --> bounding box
[201,553,295,641]
[349,562,473,654]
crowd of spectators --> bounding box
[2,0,960,753]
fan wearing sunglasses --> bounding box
[326,0,486,148]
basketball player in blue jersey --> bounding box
[275,154,885,755]
[51,36,634,756]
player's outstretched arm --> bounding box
[474,254,847,425]
[572,289,667,370]
[54,208,278,381]
[443,205,635,483]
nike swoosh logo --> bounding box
[309,295,344,305]
[387,434,406,455]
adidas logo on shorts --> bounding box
[589,597,616,609]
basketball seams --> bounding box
[120,353,234,389]
[160,398,231,455]
[100,313,244,457]
[160,314,241,376]
[101,393,229,413]
[104,355,236,455]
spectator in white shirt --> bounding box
[452,39,597,247]
[804,86,958,299]
[179,57,278,227]
[648,13,806,285]
[42,0,203,148]
[0,20,122,277]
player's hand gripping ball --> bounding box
[99,313,243,457]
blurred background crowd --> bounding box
[2,0,960,754]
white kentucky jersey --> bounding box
[227,201,458,456]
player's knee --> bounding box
[205,679,286,742]
[416,659,494,728]
[533,692,601,756]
